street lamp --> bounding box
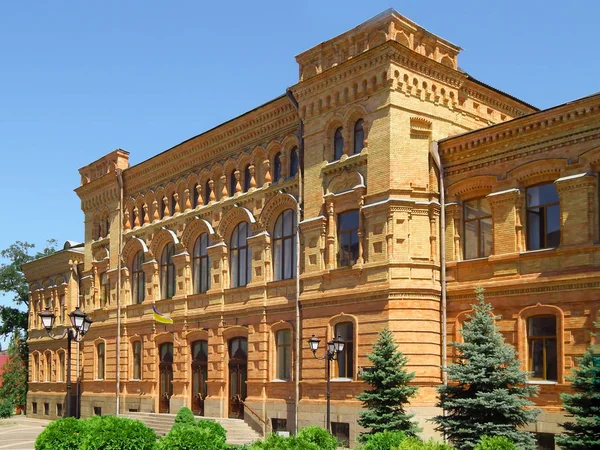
[307,333,345,433]
[39,306,93,418]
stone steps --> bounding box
[120,412,262,445]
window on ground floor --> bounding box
[528,315,557,381]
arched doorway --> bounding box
[191,340,208,416]
[158,342,174,413]
[228,337,247,418]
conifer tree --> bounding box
[356,327,420,440]
[433,288,539,450]
[556,333,600,450]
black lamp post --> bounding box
[307,334,345,433]
[38,306,93,418]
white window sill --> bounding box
[527,380,557,385]
[330,377,353,382]
[271,379,291,383]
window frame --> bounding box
[131,250,145,304]
[333,127,344,160]
[463,197,493,260]
[58,351,65,382]
[334,322,354,379]
[289,147,299,178]
[229,170,237,197]
[97,343,105,381]
[337,210,360,267]
[243,165,252,192]
[273,209,297,281]
[193,233,211,294]
[273,152,282,183]
[132,340,142,380]
[275,329,292,381]
[527,315,558,382]
[526,182,560,251]
[160,242,176,300]
[353,119,364,154]
[230,222,252,288]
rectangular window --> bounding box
[331,422,350,448]
[44,403,49,415]
[463,198,492,259]
[276,329,291,381]
[132,341,142,380]
[59,295,65,324]
[100,272,109,307]
[97,343,105,380]
[527,183,560,250]
[46,354,52,382]
[335,322,354,379]
[94,406,102,416]
[271,418,287,432]
[338,210,359,267]
[528,316,557,381]
[536,433,555,450]
[58,352,65,382]
[56,404,63,417]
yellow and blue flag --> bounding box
[152,303,174,325]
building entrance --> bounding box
[191,340,208,416]
[228,337,247,419]
[158,343,173,414]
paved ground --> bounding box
[0,416,49,450]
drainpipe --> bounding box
[74,262,81,418]
[286,89,303,435]
[116,169,124,416]
[429,141,447,387]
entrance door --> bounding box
[228,337,247,419]
[159,343,174,414]
[191,340,208,416]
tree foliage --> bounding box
[356,327,420,440]
[556,334,600,450]
[0,239,57,337]
[0,330,28,408]
[432,288,539,450]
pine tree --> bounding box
[556,335,600,450]
[0,330,28,409]
[433,288,539,450]
[356,327,420,440]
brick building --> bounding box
[24,9,599,449]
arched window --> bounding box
[289,147,299,178]
[192,183,199,208]
[193,233,210,294]
[45,352,52,382]
[230,222,252,288]
[170,194,177,216]
[58,351,65,382]
[132,250,145,304]
[527,315,557,381]
[132,341,142,380]
[159,197,166,219]
[204,181,212,205]
[273,152,282,183]
[140,205,146,225]
[243,165,252,192]
[353,119,364,154]
[160,242,176,299]
[276,329,292,381]
[191,340,208,415]
[105,217,110,237]
[334,127,344,160]
[97,343,105,380]
[338,210,360,267]
[334,322,354,379]
[130,207,137,228]
[230,170,237,197]
[273,209,296,281]
[33,353,39,382]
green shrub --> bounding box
[249,433,319,450]
[174,406,196,427]
[360,430,407,450]
[196,419,227,444]
[297,425,338,450]
[473,436,517,450]
[79,415,157,450]
[0,399,13,418]
[35,417,83,450]
[158,423,227,450]
[396,437,454,449]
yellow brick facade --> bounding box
[24,9,599,448]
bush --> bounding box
[473,436,517,450]
[396,437,454,449]
[297,425,338,450]
[360,430,407,450]
[79,415,157,450]
[196,419,227,444]
[35,417,83,450]
[158,423,227,450]
[249,433,319,450]
[174,406,196,427]
[0,399,13,418]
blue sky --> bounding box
[0,0,597,344]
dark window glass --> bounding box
[276,329,291,380]
[536,433,555,450]
[45,353,51,382]
[334,127,344,160]
[230,222,252,288]
[331,423,350,448]
[132,250,145,304]
[191,340,208,398]
[170,194,177,216]
[193,233,210,294]
[335,322,354,378]
[271,418,287,432]
[59,352,65,382]
[160,243,176,299]
[159,197,166,219]
[140,205,146,225]
[192,184,199,208]
[353,119,364,154]
[132,341,142,380]
[130,208,137,228]
[528,316,557,381]
[97,343,105,380]
[243,165,252,192]
[464,198,493,259]
[204,181,212,205]
[273,209,297,281]
[100,272,109,307]
[273,152,282,183]
[527,183,560,250]
[289,147,299,178]
[230,170,237,197]
[338,210,359,267]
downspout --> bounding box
[286,89,303,435]
[74,262,81,418]
[429,141,447,387]
[116,169,124,416]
